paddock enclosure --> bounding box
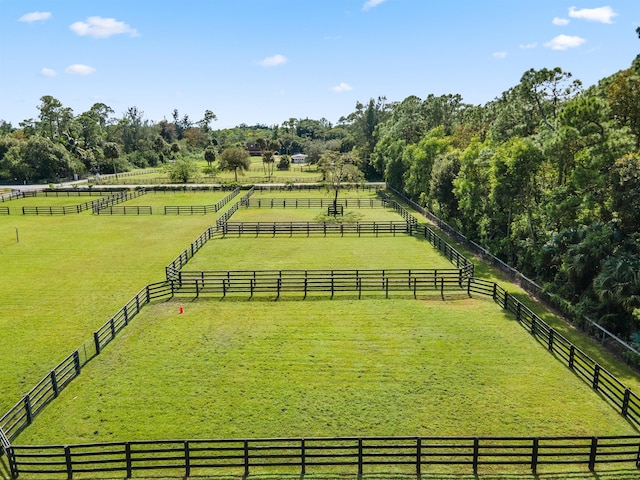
[1,185,639,479]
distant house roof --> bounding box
[291,153,308,161]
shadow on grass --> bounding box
[12,468,639,480]
[182,292,478,304]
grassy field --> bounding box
[2,187,640,480]
[230,206,404,223]
[187,235,456,271]
[0,214,213,412]
[19,297,638,445]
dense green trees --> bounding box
[359,59,640,341]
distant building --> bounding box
[291,153,308,164]
[246,143,262,156]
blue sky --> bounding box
[0,0,638,128]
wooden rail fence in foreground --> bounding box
[6,435,640,478]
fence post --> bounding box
[416,437,422,477]
[503,291,509,310]
[125,442,132,478]
[184,441,190,478]
[94,332,101,355]
[588,437,598,472]
[440,277,444,300]
[73,351,81,375]
[244,440,250,477]
[531,438,539,475]
[23,395,32,425]
[592,365,601,390]
[569,345,575,369]
[358,438,363,476]
[50,370,59,397]
[65,445,73,479]
[622,388,631,417]
[473,437,479,474]
[548,329,555,351]
[301,439,306,475]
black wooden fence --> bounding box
[242,197,387,208]
[165,226,217,280]
[221,221,415,237]
[21,197,102,215]
[163,187,240,215]
[6,435,640,478]
[94,206,153,215]
[92,189,147,214]
[176,268,466,299]
[216,187,255,228]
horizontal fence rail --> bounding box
[165,227,218,280]
[221,221,415,237]
[216,187,255,229]
[8,435,640,478]
[94,206,152,215]
[92,189,146,214]
[421,225,474,277]
[163,187,240,215]
[176,268,466,299]
[242,197,387,209]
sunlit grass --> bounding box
[19,297,637,445]
[0,214,213,412]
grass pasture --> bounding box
[2,187,640,479]
[119,189,233,212]
[0,214,214,413]
[18,296,638,445]
[230,205,404,223]
[187,235,456,271]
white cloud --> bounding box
[568,6,618,24]
[258,54,287,67]
[492,51,507,60]
[519,42,538,49]
[41,68,57,77]
[70,16,139,38]
[65,64,96,75]
[544,34,586,50]
[331,82,353,93]
[19,11,51,23]
[552,17,570,26]
[363,0,387,11]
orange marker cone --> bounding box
[179,303,184,314]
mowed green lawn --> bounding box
[120,190,231,211]
[19,297,637,445]
[187,235,455,271]
[230,206,405,223]
[0,214,214,412]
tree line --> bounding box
[1,30,639,346]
